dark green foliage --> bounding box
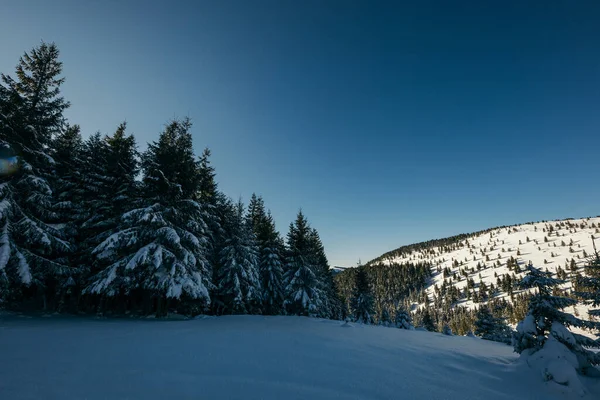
[215,200,261,315]
[379,307,391,326]
[334,260,431,322]
[247,194,285,315]
[395,306,413,329]
[474,306,512,344]
[350,267,374,324]
[85,119,212,316]
[0,43,340,321]
[283,211,337,317]
[0,42,72,309]
[420,308,436,331]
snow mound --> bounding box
[525,336,587,397]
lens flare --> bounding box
[0,156,18,176]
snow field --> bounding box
[1,315,599,399]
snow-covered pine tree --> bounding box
[247,195,284,315]
[195,150,227,304]
[77,133,111,266]
[395,305,414,329]
[284,211,323,316]
[379,307,391,326]
[50,124,84,309]
[307,227,341,319]
[85,118,212,317]
[474,306,511,344]
[215,199,261,315]
[258,212,285,315]
[52,124,84,240]
[513,264,600,373]
[350,267,374,324]
[80,124,138,260]
[0,42,72,309]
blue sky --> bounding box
[2,1,599,267]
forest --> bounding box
[0,42,341,318]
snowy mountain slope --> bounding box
[373,217,600,314]
[1,315,598,399]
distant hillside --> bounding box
[335,216,600,334]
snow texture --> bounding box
[0,315,598,399]
[525,336,588,397]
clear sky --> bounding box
[2,1,599,267]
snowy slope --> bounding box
[1,315,599,399]
[376,217,600,314]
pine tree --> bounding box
[513,264,600,372]
[420,308,436,331]
[78,124,139,300]
[474,306,511,344]
[197,148,218,205]
[215,199,261,314]
[50,124,84,307]
[51,123,84,242]
[0,42,72,309]
[307,227,340,319]
[442,323,453,335]
[395,305,414,329]
[77,133,111,261]
[246,196,284,315]
[379,307,391,326]
[350,267,374,324]
[283,211,324,316]
[85,118,212,317]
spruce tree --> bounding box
[52,124,84,223]
[50,124,84,307]
[196,147,222,278]
[77,133,111,262]
[513,264,600,372]
[307,227,340,319]
[0,42,72,309]
[421,308,436,331]
[442,323,453,335]
[215,199,261,314]
[77,124,139,300]
[86,118,212,316]
[379,307,391,326]
[82,123,139,247]
[395,306,414,329]
[350,267,374,324]
[474,306,511,344]
[284,211,323,316]
[249,198,285,315]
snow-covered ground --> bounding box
[1,315,598,399]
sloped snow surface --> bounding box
[0,315,598,399]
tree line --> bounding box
[0,42,341,318]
